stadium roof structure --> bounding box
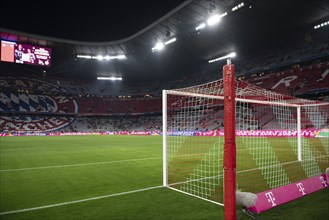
[0,0,328,82]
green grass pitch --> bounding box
[0,135,328,220]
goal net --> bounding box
[162,64,329,217]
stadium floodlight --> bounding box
[105,55,126,60]
[95,55,104,60]
[152,42,165,52]
[165,38,176,45]
[196,12,226,31]
[220,12,228,17]
[97,76,122,81]
[232,2,244,11]
[77,55,92,59]
[152,38,176,52]
[314,21,329,29]
[77,54,126,60]
[208,52,236,63]
[207,14,221,26]
[195,23,206,31]
[115,55,126,59]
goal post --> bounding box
[223,61,236,220]
[163,89,168,187]
[162,63,329,219]
[297,106,302,161]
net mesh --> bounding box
[165,78,329,205]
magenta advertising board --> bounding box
[248,174,328,213]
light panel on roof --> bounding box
[232,2,244,11]
[165,38,176,45]
[208,52,236,63]
[207,14,221,26]
[314,21,329,29]
[152,42,165,52]
[77,54,126,60]
[195,12,227,31]
[97,77,122,81]
[152,38,176,52]
[195,23,206,31]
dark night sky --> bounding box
[0,0,186,41]
[1,0,328,82]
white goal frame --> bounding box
[163,85,329,220]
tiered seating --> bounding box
[1,29,328,133]
[61,115,161,132]
[78,97,161,114]
[0,92,78,114]
[0,115,75,132]
[246,62,329,96]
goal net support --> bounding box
[162,62,329,220]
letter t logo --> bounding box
[296,183,306,195]
[265,192,276,206]
[319,176,328,187]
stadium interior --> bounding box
[0,1,328,220]
[1,0,328,133]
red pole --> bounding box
[223,60,236,220]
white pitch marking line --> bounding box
[0,152,229,173]
[0,157,162,172]
[0,185,163,216]
[0,143,159,152]
[169,155,329,186]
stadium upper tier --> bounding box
[1,27,328,96]
[1,60,328,133]
[1,61,328,107]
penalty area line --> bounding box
[0,157,162,172]
[0,185,162,216]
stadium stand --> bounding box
[0,115,75,132]
[61,115,161,132]
[244,61,329,96]
[0,28,328,134]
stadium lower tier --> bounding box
[0,115,162,133]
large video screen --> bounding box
[1,41,51,67]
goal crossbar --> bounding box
[164,90,329,108]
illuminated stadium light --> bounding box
[314,21,329,29]
[104,55,126,60]
[164,38,176,45]
[196,12,227,30]
[220,12,228,17]
[97,77,122,81]
[152,42,165,52]
[77,54,126,60]
[208,52,236,63]
[152,38,176,52]
[77,55,92,59]
[207,14,221,26]
[115,55,126,59]
[232,2,244,11]
[95,55,104,60]
[195,23,206,31]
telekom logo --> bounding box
[319,176,328,187]
[265,192,276,206]
[296,183,306,195]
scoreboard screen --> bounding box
[1,41,52,67]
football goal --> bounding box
[162,62,329,220]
